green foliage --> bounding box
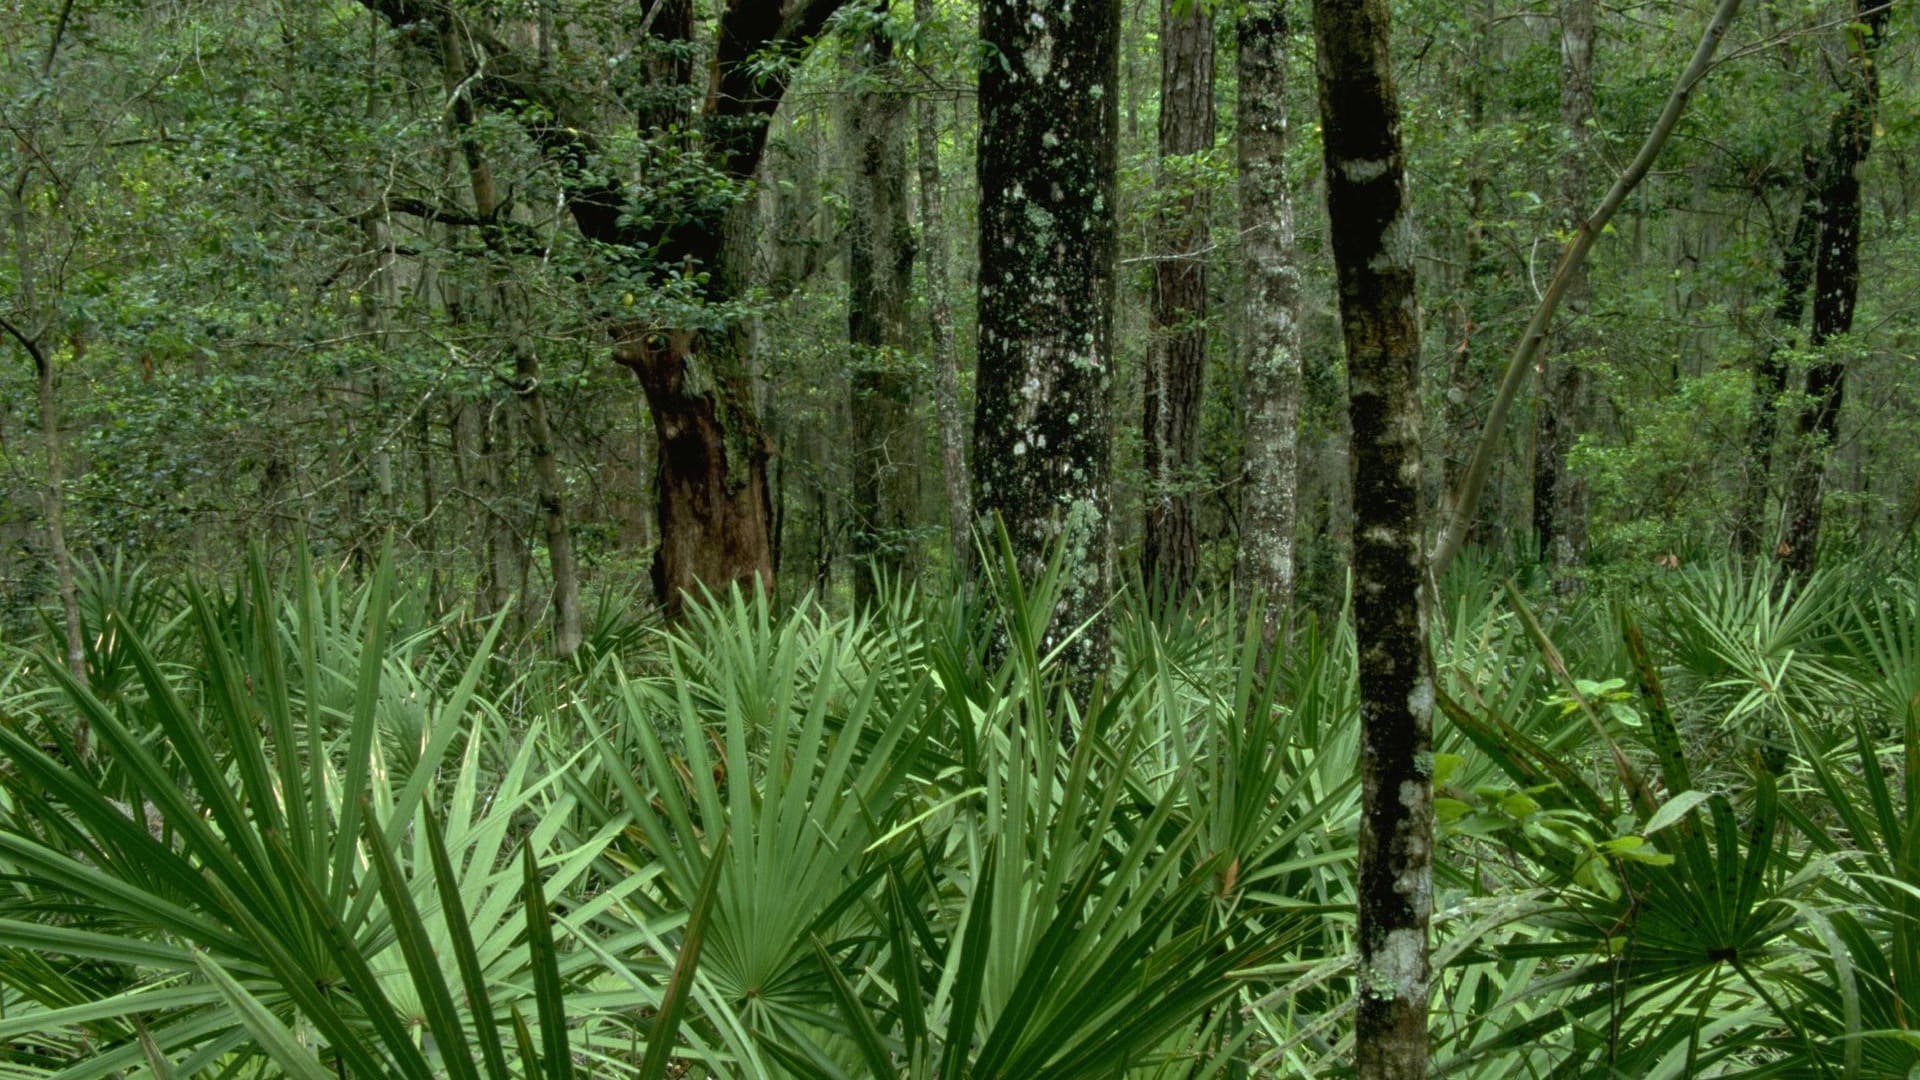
[0,552,1913,1076]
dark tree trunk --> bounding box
[915,60,972,580]
[847,16,917,607]
[975,0,1120,687]
[1779,0,1889,580]
[615,329,776,615]
[1531,0,1594,579]
[1735,151,1820,561]
[1142,0,1215,602]
[1309,1,1433,1076]
[1234,0,1303,649]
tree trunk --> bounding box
[1735,151,1819,561]
[1779,0,1889,580]
[915,0,972,580]
[1234,0,1303,650]
[30,339,86,694]
[479,400,523,629]
[440,22,582,655]
[5,0,87,737]
[1142,0,1215,602]
[1440,0,1493,513]
[1308,1,1433,1076]
[975,0,1120,688]
[1532,0,1594,580]
[615,328,776,615]
[847,16,917,607]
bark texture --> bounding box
[1532,0,1594,578]
[847,17,917,606]
[1234,0,1303,648]
[913,12,972,578]
[1780,0,1889,580]
[1141,0,1214,601]
[975,0,1120,686]
[1309,1,1433,1075]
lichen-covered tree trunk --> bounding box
[1779,0,1888,580]
[1141,0,1214,601]
[913,7,972,578]
[1531,0,1594,580]
[975,0,1119,686]
[1308,1,1433,1076]
[1735,152,1819,562]
[1234,0,1303,649]
[847,19,917,606]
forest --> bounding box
[1,0,1916,1075]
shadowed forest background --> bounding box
[1,0,1918,1076]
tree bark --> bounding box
[847,13,918,607]
[1234,0,1303,650]
[4,318,87,698]
[1734,151,1820,562]
[975,0,1120,688]
[1779,0,1889,580]
[1142,0,1215,602]
[915,0,972,580]
[1308,1,1432,1076]
[1531,0,1594,580]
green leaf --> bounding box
[1645,790,1713,835]
[190,950,335,1080]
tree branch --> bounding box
[0,312,49,371]
[1429,0,1747,579]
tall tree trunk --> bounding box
[1234,0,1303,649]
[1735,151,1819,561]
[1309,2,1433,1076]
[915,0,972,580]
[975,0,1120,688]
[847,15,917,607]
[15,328,86,698]
[1441,0,1493,512]
[1532,0,1594,580]
[5,0,86,743]
[1779,0,1889,580]
[440,21,582,655]
[1142,0,1215,601]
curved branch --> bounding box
[1429,0,1747,579]
[0,312,49,371]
